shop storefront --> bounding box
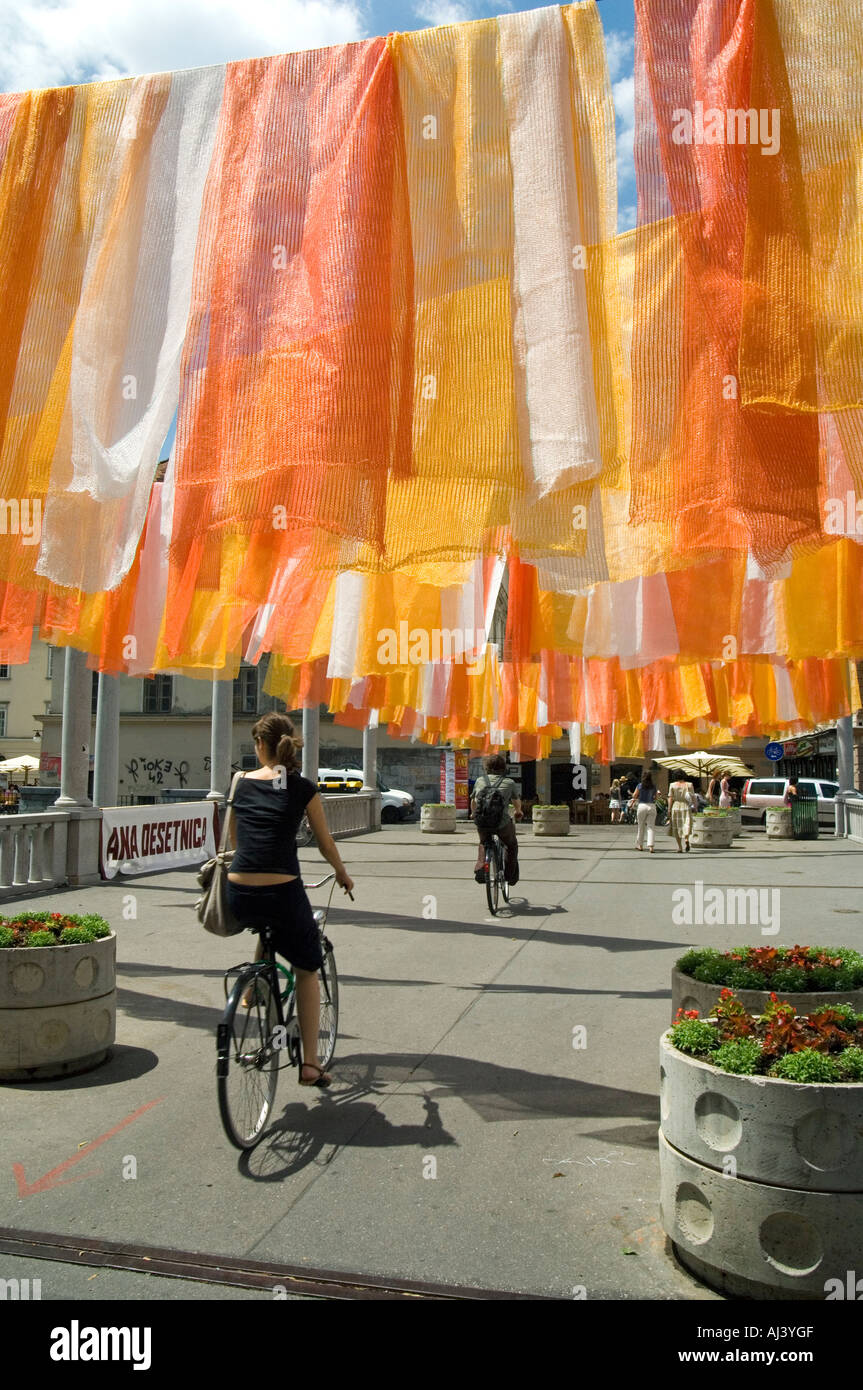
[777,731,837,783]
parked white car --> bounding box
[741,776,840,826]
[317,767,415,824]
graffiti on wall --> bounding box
[124,757,194,787]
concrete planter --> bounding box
[659,1033,863,1298]
[420,805,456,834]
[671,969,863,1024]
[766,807,793,839]
[689,815,734,848]
[532,807,570,837]
[0,933,116,1081]
[726,807,742,835]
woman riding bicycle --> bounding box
[226,713,353,1088]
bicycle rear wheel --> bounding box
[499,840,510,903]
[485,842,499,914]
[317,938,339,1071]
[217,971,279,1150]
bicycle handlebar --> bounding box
[305,873,336,889]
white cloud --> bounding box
[604,29,634,85]
[412,1,473,29]
[613,72,635,190]
[0,0,367,93]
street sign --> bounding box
[765,742,783,761]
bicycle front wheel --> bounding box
[217,971,279,1150]
[485,843,499,914]
[317,938,339,1071]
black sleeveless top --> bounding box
[230,773,317,876]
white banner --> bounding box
[100,802,216,879]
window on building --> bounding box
[91,671,100,716]
[0,705,8,736]
[0,665,9,679]
[143,675,174,714]
[46,646,55,679]
[233,665,259,715]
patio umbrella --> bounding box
[0,755,40,785]
[653,752,753,780]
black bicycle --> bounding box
[216,874,339,1150]
[483,833,510,915]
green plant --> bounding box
[26,930,56,947]
[422,803,455,809]
[713,1038,763,1074]
[675,945,863,992]
[58,926,98,945]
[0,911,112,947]
[670,1018,719,1054]
[836,1047,863,1080]
[770,1049,841,1083]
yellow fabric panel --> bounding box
[740,0,863,411]
[354,20,520,575]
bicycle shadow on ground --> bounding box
[239,1052,658,1182]
[242,1089,457,1182]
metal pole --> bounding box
[54,648,93,807]
[92,673,120,808]
[362,723,378,791]
[302,706,320,784]
[207,676,234,801]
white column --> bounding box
[362,723,378,790]
[93,673,120,807]
[301,706,320,783]
[836,715,854,836]
[838,716,854,789]
[54,648,93,807]
[207,676,233,801]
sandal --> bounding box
[299,1063,332,1088]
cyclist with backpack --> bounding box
[472,754,523,886]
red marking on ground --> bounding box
[13,1097,164,1197]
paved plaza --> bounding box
[2,822,862,1300]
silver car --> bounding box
[741,777,840,826]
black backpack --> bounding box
[474,774,506,830]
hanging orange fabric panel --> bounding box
[0,87,75,592]
[360,19,520,575]
[165,38,414,655]
[631,0,821,565]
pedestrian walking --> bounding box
[631,771,658,853]
[668,772,696,852]
[718,773,732,809]
[706,773,720,806]
[609,778,623,823]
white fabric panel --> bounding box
[740,575,777,656]
[499,6,601,497]
[647,719,667,753]
[327,572,365,679]
[772,662,799,724]
[568,723,582,762]
[38,65,227,591]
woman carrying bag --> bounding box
[225,713,354,1088]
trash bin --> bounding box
[791,789,819,840]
